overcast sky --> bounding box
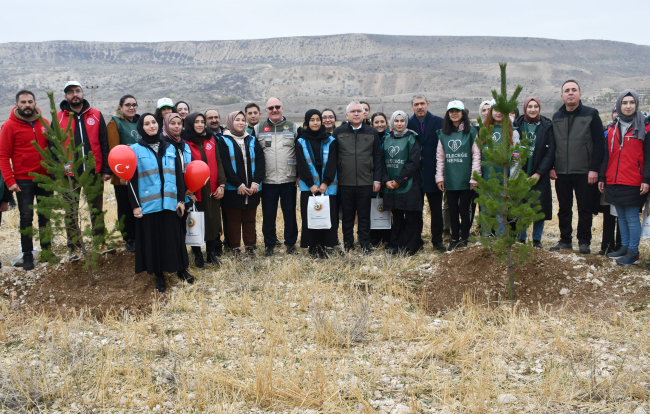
[2,0,649,46]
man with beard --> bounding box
[205,109,224,138]
[56,81,112,260]
[0,90,53,270]
[245,103,261,137]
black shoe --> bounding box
[245,246,256,257]
[177,269,195,284]
[456,240,468,249]
[22,252,34,271]
[549,241,572,251]
[233,248,242,257]
[579,244,591,255]
[125,239,136,253]
[447,240,459,251]
[344,244,354,252]
[214,246,223,257]
[286,245,298,255]
[206,252,221,267]
[533,240,543,249]
[155,274,166,292]
[433,242,447,252]
[607,246,628,259]
[275,239,282,246]
[598,249,606,255]
[264,246,274,257]
[386,246,399,255]
[193,250,205,268]
[318,247,330,259]
[361,246,371,255]
[517,238,525,244]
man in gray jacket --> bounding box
[254,97,299,256]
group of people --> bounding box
[1,79,649,291]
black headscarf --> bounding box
[301,109,329,140]
[181,112,207,142]
[137,113,160,144]
[616,89,646,141]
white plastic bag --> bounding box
[307,195,331,229]
[185,205,205,246]
[370,194,391,229]
[610,204,617,217]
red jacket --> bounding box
[0,108,50,187]
[605,122,650,186]
[57,100,108,174]
[186,136,219,202]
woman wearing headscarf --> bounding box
[380,111,423,255]
[174,101,190,119]
[127,113,193,292]
[436,101,481,250]
[296,110,339,258]
[369,112,392,247]
[479,100,492,123]
[182,112,227,267]
[322,109,337,134]
[598,89,650,265]
[513,97,556,248]
[218,111,265,257]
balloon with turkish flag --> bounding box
[185,160,210,192]
[108,145,137,181]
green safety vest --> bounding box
[522,122,539,176]
[112,116,140,145]
[438,128,475,191]
[383,132,417,194]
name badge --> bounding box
[265,140,272,147]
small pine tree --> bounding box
[29,90,120,286]
[472,63,545,300]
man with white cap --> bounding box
[57,81,112,259]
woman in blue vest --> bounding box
[127,113,193,292]
[435,101,482,250]
[369,112,393,248]
[380,111,423,256]
[296,110,339,258]
[218,111,265,257]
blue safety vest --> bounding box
[297,136,337,195]
[222,135,262,191]
[131,142,179,214]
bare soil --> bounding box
[1,250,178,319]
[417,244,650,315]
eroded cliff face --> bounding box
[1,34,648,122]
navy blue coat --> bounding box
[407,112,443,193]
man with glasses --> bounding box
[0,90,54,270]
[205,109,223,137]
[57,81,113,260]
[254,97,299,256]
[333,101,382,254]
[245,103,261,137]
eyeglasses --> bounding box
[123,103,138,108]
[267,105,282,111]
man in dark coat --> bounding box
[407,94,445,251]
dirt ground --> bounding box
[418,244,650,315]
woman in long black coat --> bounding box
[513,97,556,248]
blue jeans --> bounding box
[614,204,641,252]
[519,220,545,242]
[479,205,505,236]
[261,182,298,247]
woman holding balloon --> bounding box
[120,113,193,292]
[182,112,227,267]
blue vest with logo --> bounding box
[131,142,179,214]
[222,136,262,191]
[297,136,337,195]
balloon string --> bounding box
[129,181,140,208]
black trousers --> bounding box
[15,179,52,253]
[390,209,423,254]
[447,189,473,241]
[114,185,135,243]
[66,174,105,249]
[340,185,372,249]
[555,174,596,245]
[600,205,622,252]
[424,191,444,244]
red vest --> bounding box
[605,123,650,186]
[57,107,104,173]
[186,136,219,201]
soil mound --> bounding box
[1,250,178,319]
[417,244,650,315]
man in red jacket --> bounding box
[0,90,52,270]
[57,81,113,260]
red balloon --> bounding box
[185,160,210,192]
[108,145,137,181]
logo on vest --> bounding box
[377,204,384,213]
[448,139,462,152]
[313,201,323,211]
[493,132,501,142]
[526,132,536,142]
[86,118,96,126]
[264,127,271,132]
[283,125,289,130]
[188,218,196,228]
[131,130,141,139]
[388,146,400,158]
[205,143,212,150]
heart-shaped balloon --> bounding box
[108,145,137,181]
[185,160,210,192]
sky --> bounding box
[2,0,649,46]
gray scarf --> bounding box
[615,89,646,141]
[390,111,409,137]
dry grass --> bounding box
[0,182,649,413]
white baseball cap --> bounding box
[447,100,465,111]
[157,97,174,109]
[64,81,83,93]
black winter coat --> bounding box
[218,133,265,209]
[407,112,443,193]
[514,115,556,220]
